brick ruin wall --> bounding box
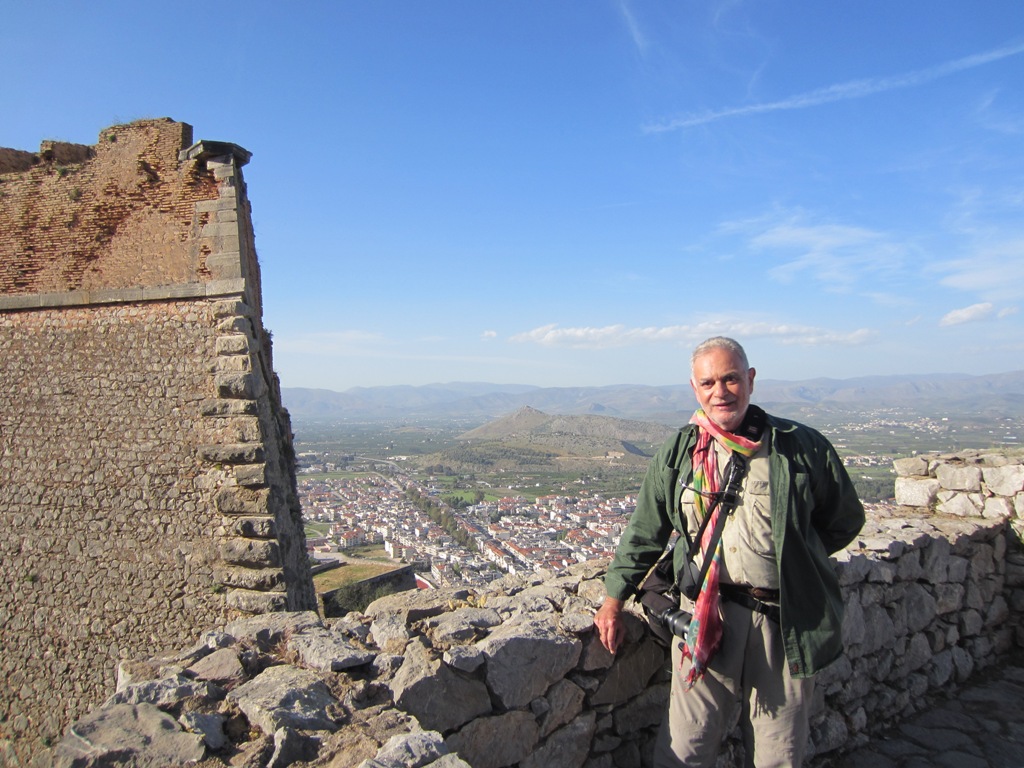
[0,119,315,758]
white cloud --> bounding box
[939,303,995,327]
[722,212,910,291]
[646,40,1024,132]
[937,239,1024,301]
[481,330,498,339]
[998,306,1019,319]
[617,1,649,56]
[509,321,873,349]
[754,222,900,288]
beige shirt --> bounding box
[680,439,778,590]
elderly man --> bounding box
[594,337,864,767]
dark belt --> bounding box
[720,584,780,624]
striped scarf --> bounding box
[682,408,763,687]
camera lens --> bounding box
[657,608,691,638]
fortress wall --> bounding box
[0,120,314,759]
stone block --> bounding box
[589,636,665,707]
[215,355,251,373]
[207,252,243,279]
[937,491,983,517]
[984,496,1014,519]
[216,487,269,515]
[216,334,252,356]
[199,443,265,464]
[445,711,539,768]
[227,666,338,734]
[200,398,258,417]
[216,372,263,399]
[142,283,205,301]
[201,221,241,238]
[225,589,287,614]
[936,464,983,491]
[893,456,929,477]
[391,639,491,732]
[195,198,239,212]
[205,278,247,297]
[227,514,276,536]
[219,537,281,568]
[478,615,582,709]
[894,477,940,507]
[982,464,1024,496]
[214,566,283,591]
[235,464,268,488]
[933,583,964,614]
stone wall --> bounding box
[0,120,315,760]
[45,451,1024,767]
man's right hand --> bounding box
[593,596,626,654]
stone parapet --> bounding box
[895,449,1024,529]
[45,501,1024,767]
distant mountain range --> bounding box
[282,371,1024,424]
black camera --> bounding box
[656,606,692,638]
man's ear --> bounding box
[748,367,756,392]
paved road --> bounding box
[822,660,1024,767]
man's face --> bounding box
[690,347,756,432]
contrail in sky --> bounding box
[646,40,1024,132]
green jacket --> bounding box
[605,412,865,677]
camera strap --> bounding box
[681,404,766,599]
[682,452,749,600]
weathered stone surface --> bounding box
[358,730,450,768]
[478,615,582,709]
[422,606,502,647]
[590,635,668,707]
[215,565,284,591]
[227,515,277,538]
[187,647,246,686]
[216,486,270,515]
[390,639,491,732]
[268,726,321,768]
[539,678,586,738]
[371,612,413,654]
[365,587,472,622]
[893,456,929,477]
[227,665,339,734]
[936,464,983,492]
[226,588,288,613]
[521,711,597,768]
[52,703,205,768]
[984,496,1014,519]
[104,673,223,710]
[443,645,485,673]
[612,682,670,736]
[938,491,983,517]
[860,604,897,655]
[288,626,377,672]
[895,477,941,507]
[224,610,323,648]
[180,711,228,751]
[445,711,540,768]
[902,583,938,634]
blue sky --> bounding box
[3,1,1023,390]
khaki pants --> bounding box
[654,600,814,768]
